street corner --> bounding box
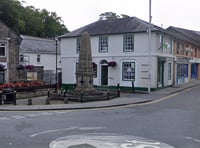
[49,133,174,148]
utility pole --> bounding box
[55,38,58,93]
[148,0,152,93]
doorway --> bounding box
[101,65,108,85]
[157,58,165,87]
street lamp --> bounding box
[148,0,152,93]
[55,37,58,93]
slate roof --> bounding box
[167,26,200,46]
[20,35,59,54]
[59,17,165,38]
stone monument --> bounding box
[67,32,117,102]
[74,32,95,94]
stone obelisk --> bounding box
[74,32,95,94]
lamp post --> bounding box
[148,0,152,93]
[55,38,58,93]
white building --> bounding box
[19,35,61,84]
[59,17,174,91]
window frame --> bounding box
[76,37,81,53]
[123,34,134,52]
[122,62,135,81]
[37,54,41,63]
[0,42,6,56]
[99,36,108,53]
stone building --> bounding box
[0,20,20,83]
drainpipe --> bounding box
[6,37,10,83]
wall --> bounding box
[0,21,20,82]
[60,32,173,90]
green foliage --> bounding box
[99,11,130,20]
[0,0,68,37]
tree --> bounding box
[0,0,69,37]
[99,12,130,20]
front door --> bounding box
[101,65,108,85]
[191,63,198,80]
[157,59,164,87]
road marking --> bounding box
[185,136,200,143]
[0,111,70,121]
[30,126,106,137]
[10,115,26,119]
[0,117,10,120]
[49,133,174,148]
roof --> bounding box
[167,26,200,46]
[59,17,165,38]
[19,35,59,54]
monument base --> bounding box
[66,89,118,102]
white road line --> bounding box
[30,127,77,137]
[30,126,106,137]
[37,112,53,116]
[10,115,26,119]
[0,111,69,121]
[185,136,200,143]
[0,117,10,120]
[25,114,39,117]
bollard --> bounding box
[0,93,2,105]
[64,97,68,104]
[64,90,66,98]
[28,98,32,105]
[47,89,50,98]
[117,83,120,97]
[13,91,16,105]
[80,90,83,102]
[46,97,50,105]
[132,81,135,93]
[107,90,110,100]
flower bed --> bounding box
[0,81,45,90]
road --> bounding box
[0,85,200,148]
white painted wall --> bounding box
[60,32,174,89]
[20,53,60,71]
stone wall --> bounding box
[0,20,20,82]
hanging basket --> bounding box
[0,64,5,71]
[16,64,25,70]
[108,61,117,67]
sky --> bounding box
[22,0,200,32]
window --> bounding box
[124,34,134,52]
[37,54,40,63]
[122,62,135,81]
[76,37,81,53]
[20,54,24,62]
[99,36,108,53]
[0,43,6,56]
[177,64,188,77]
[0,71,5,84]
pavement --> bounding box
[0,80,200,111]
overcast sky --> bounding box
[22,0,200,32]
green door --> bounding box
[101,65,108,85]
[158,59,164,87]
